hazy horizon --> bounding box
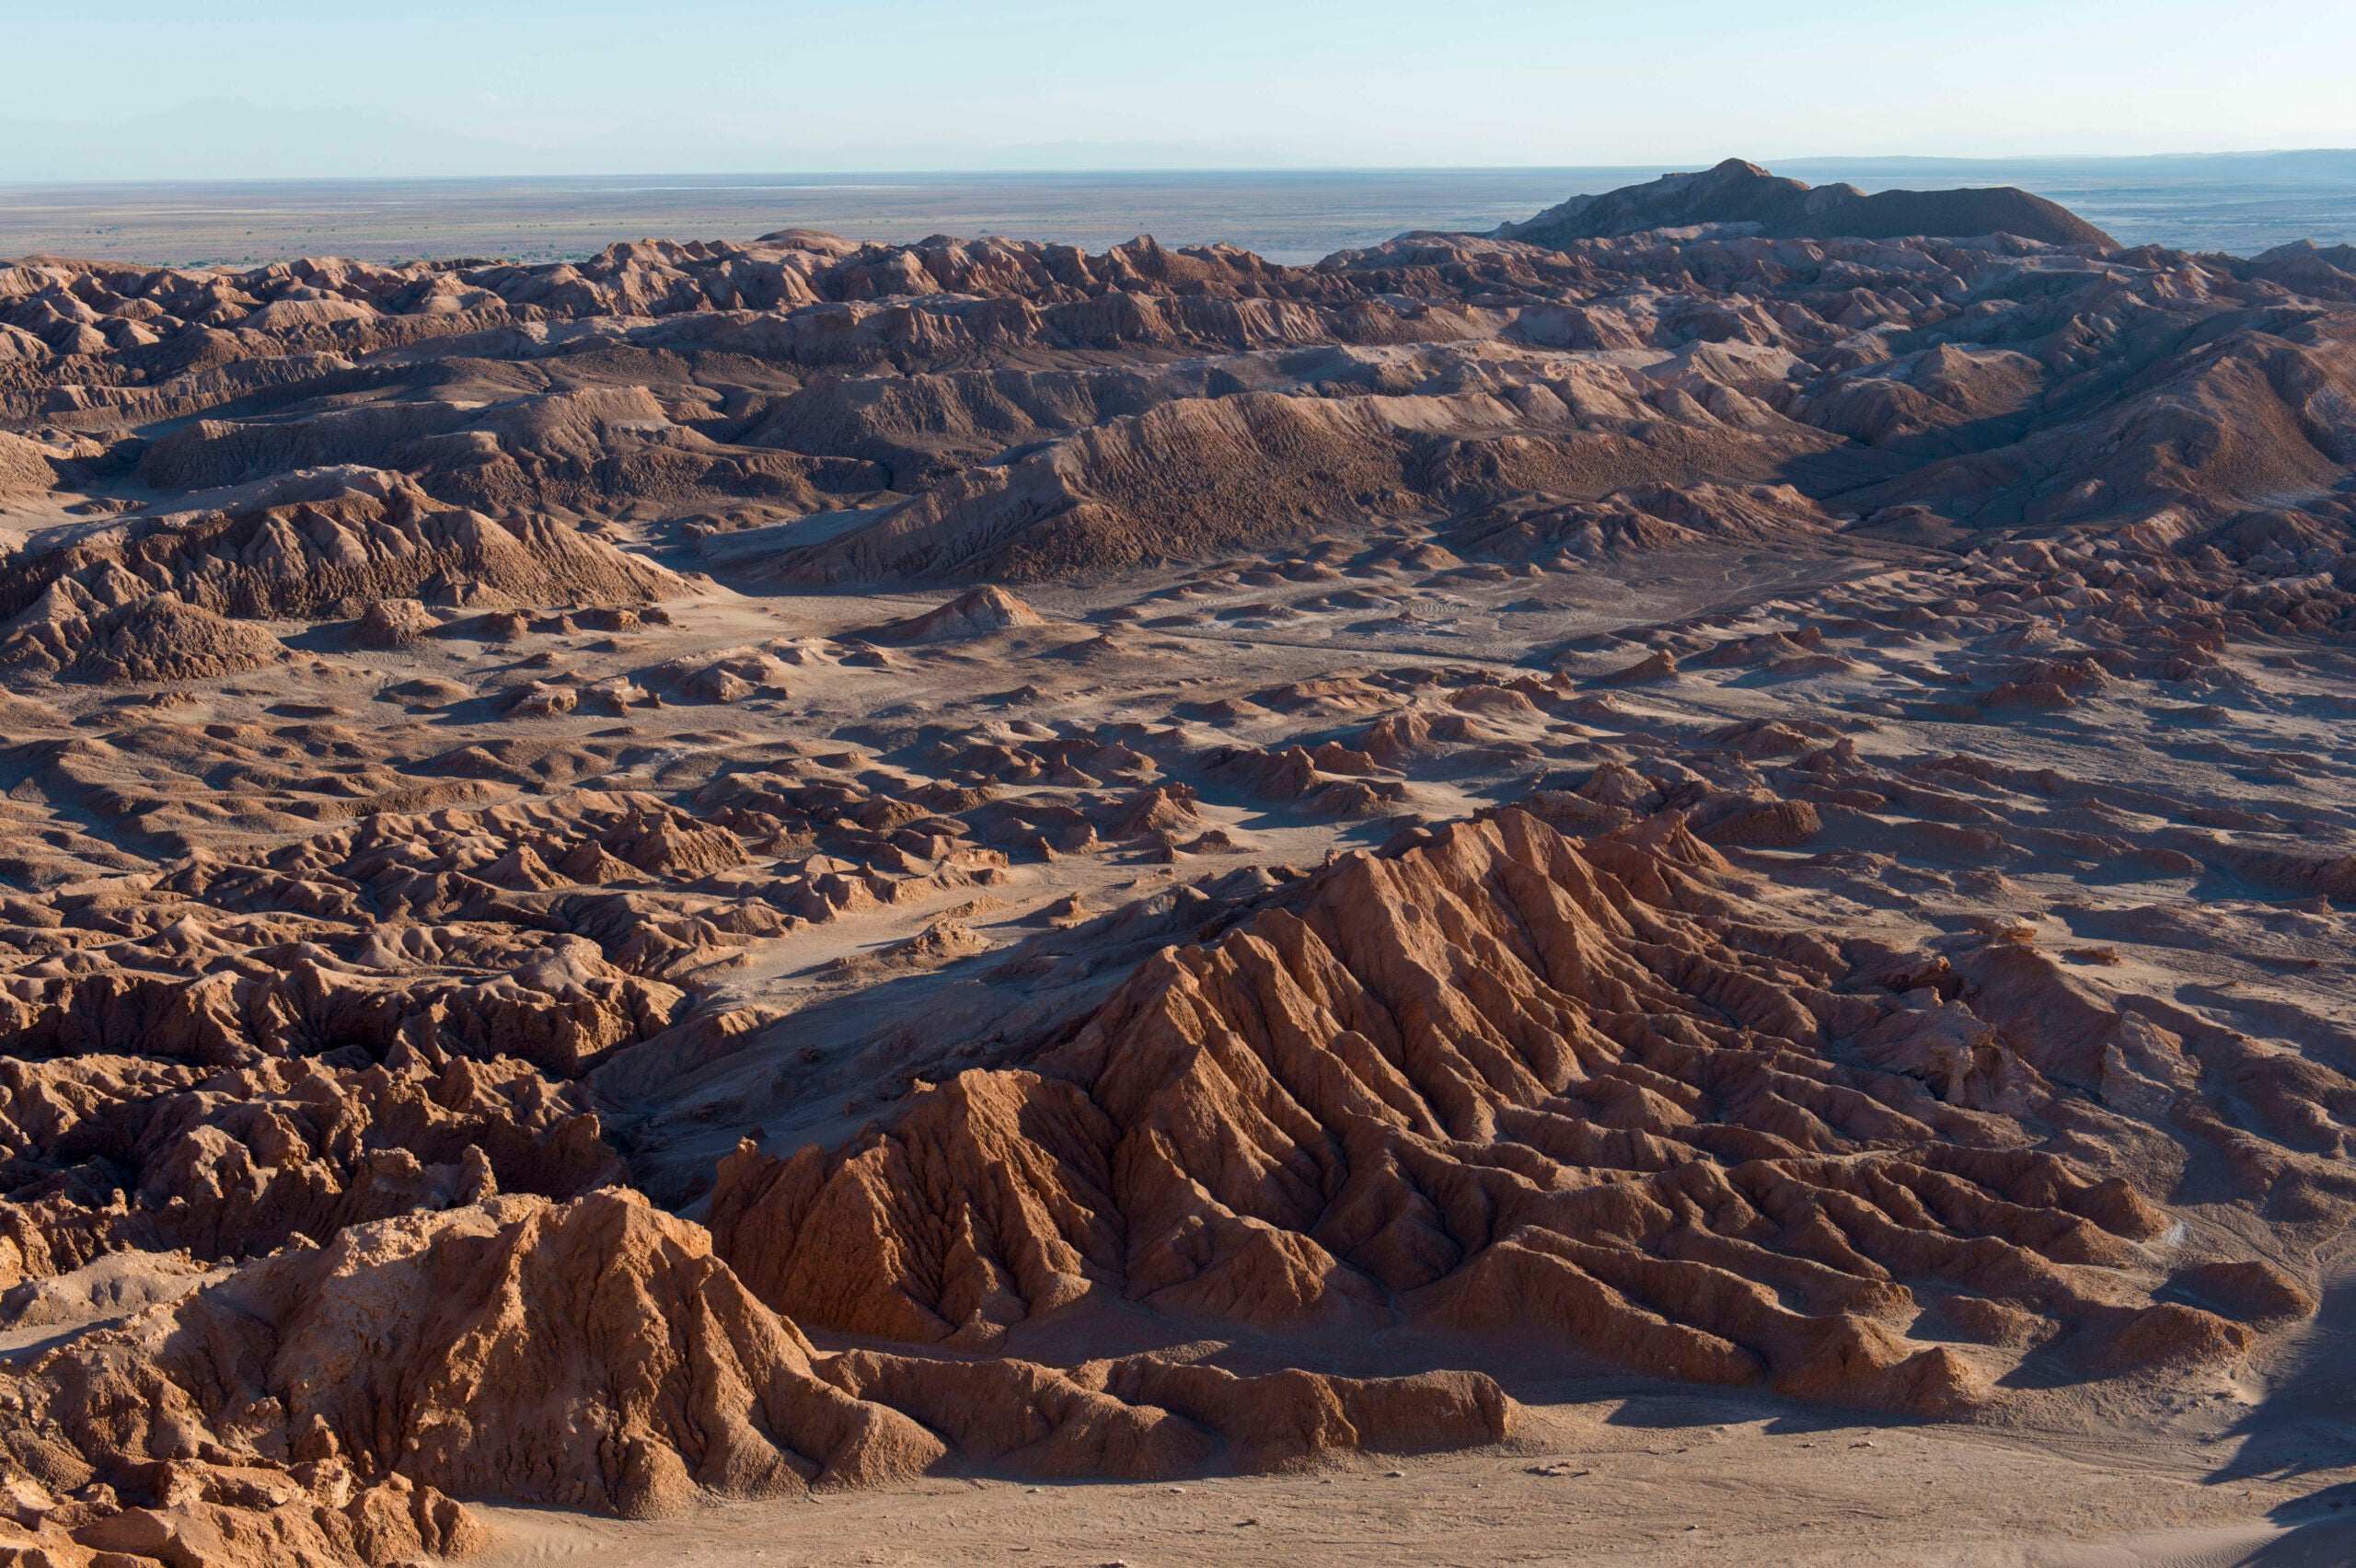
[5,148,2355,189]
[7,0,2353,182]
[6,156,2351,270]
[9,0,2353,264]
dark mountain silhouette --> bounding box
[1500,156,2117,248]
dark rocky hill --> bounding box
[1500,157,2117,248]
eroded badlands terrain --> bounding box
[0,163,2354,1564]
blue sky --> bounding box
[5,0,2350,179]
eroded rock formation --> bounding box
[0,1189,1510,1563]
[1,165,2353,1568]
[710,806,2326,1415]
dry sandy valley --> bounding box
[0,158,2352,1566]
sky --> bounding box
[4,0,2352,180]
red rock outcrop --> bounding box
[0,1192,943,1560]
[0,1189,1513,1566]
[0,1050,623,1287]
[860,585,1048,642]
[0,470,688,684]
[817,1353,1512,1478]
[712,806,2309,1414]
[2,592,288,684]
